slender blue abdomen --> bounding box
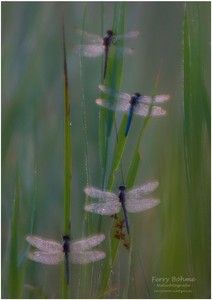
[125,105,134,136]
[103,47,109,79]
[64,252,69,284]
[121,202,130,234]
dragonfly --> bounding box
[84,181,160,235]
[96,84,170,136]
[74,29,139,79]
[26,233,105,284]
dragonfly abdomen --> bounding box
[125,105,135,136]
[64,252,69,284]
[103,47,109,79]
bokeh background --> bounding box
[2,2,210,298]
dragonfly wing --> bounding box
[151,106,167,116]
[141,95,170,104]
[85,201,121,215]
[127,181,159,199]
[123,47,135,55]
[84,186,117,201]
[115,31,140,40]
[133,104,150,116]
[71,250,105,264]
[115,46,135,55]
[75,28,103,43]
[70,234,105,252]
[26,235,62,251]
[27,251,63,265]
[74,44,104,57]
[134,104,167,116]
[126,198,160,213]
[96,98,130,112]
[98,85,131,101]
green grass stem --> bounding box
[183,3,210,297]
[8,173,24,298]
[61,15,72,298]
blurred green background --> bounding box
[2,2,210,298]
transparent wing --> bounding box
[126,198,160,213]
[141,94,170,104]
[75,28,103,44]
[150,106,167,116]
[74,44,104,57]
[98,84,131,101]
[96,98,130,112]
[127,181,159,199]
[85,202,121,215]
[84,186,117,201]
[115,31,140,41]
[26,235,62,252]
[115,46,135,55]
[70,234,105,252]
[27,251,63,265]
[71,250,105,264]
[100,45,134,55]
[134,104,167,117]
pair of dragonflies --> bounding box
[26,233,105,284]
[75,29,139,79]
[84,180,160,235]
[96,85,170,136]
[75,29,170,136]
[26,181,160,282]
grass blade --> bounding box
[183,3,210,297]
[8,174,24,298]
[61,14,72,298]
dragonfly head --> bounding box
[106,30,114,36]
[118,185,126,192]
[134,92,141,98]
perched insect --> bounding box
[84,181,160,234]
[96,85,170,136]
[74,29,139,79]
[26,234,105,284]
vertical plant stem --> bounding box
[9,173,23,298]
[183,3,210,297]
[98,3,127,297]
[61,13,72,298]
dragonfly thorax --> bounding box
[130,92,141,105]
[63,235,70,253]
[103,30,114,47]
[118,185,126,203]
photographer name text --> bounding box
[152,276,196,284]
